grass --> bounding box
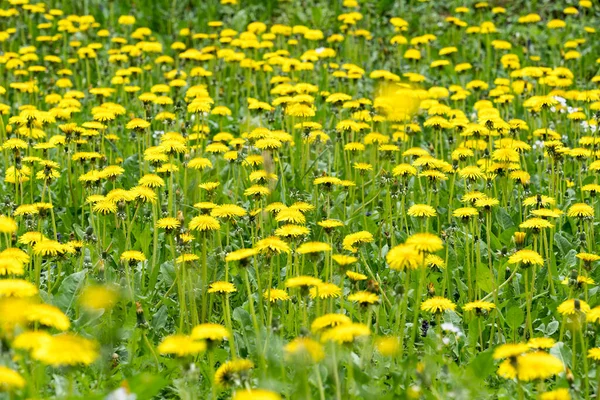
[0,0,599,399]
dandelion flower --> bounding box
[0,366,25,391]
[348,291,379,306]
[539,388,571,400]
[189,215,221,232]
[406,233,443,253]
[309,283,342,299]
[32,333,98,366]
[27,304,71,331]
[297,241,332,254]
[0,216,18,233]
[514,352,564,381]
[79,285,119,310]
[386,244,422,270]
[508,249,544,267]
[214,359,254,387]
[263,289,291,302]
[493,343,530,359]
[158,334,206,357]
[557,299,590,315]
[286,276,322,289]
[463,300,496,313]
[275,224,310,238]
[255,236,291,254]
[588,348,600,361]
[527,337,555,350]
[191,323,230,342]
[321,323,370,344]
[407,204,437,218]
[342,231,374,252]
[420,296,456,314]
[587,307,600,323]
[0,279,38,298]
[0,258,24,276]
[226,248,259,262]
[156,217,181,231]
[567,203,594,218]
[232,389,281,400]
[208,281,236,294]
[311,313,352,333]
[284,337,324,363]
[120,250,146,263]
[375,336,401,356]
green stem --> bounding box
[408,263,427,355]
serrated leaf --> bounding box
[54,270,87,312]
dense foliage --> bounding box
[0,0,599,399]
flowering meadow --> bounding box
[2,0,600,399]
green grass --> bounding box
[0,0,599,399]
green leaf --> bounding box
[126,372,169,399]
[72,224,86,240]
[122,155,140,180]
[380,244,389,258]
[233,307,252,332]
[54,270,87,312]
[151,305,169,333]
[498,227,517,247]
[546,320,559,336]
[311,6,322,25]
[506,306,524,332]
[491,234,501,254]
[554,233,573,255]
[564,249,577,269]
[468,348,495,379]
[476,264,494,293]
[159,261,176,287]
[550,342,572,369]
[496,207,515,230]
[135,224,153,254]
[230,9,248,31]
[52,374,69,398]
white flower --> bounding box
[581,121,597,133]
[441,322,464,337]
[532,140,544,150]
[441,322,459,333]
[106,388,137,400]
[553,96,567,106]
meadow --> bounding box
[0,0,598,399]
